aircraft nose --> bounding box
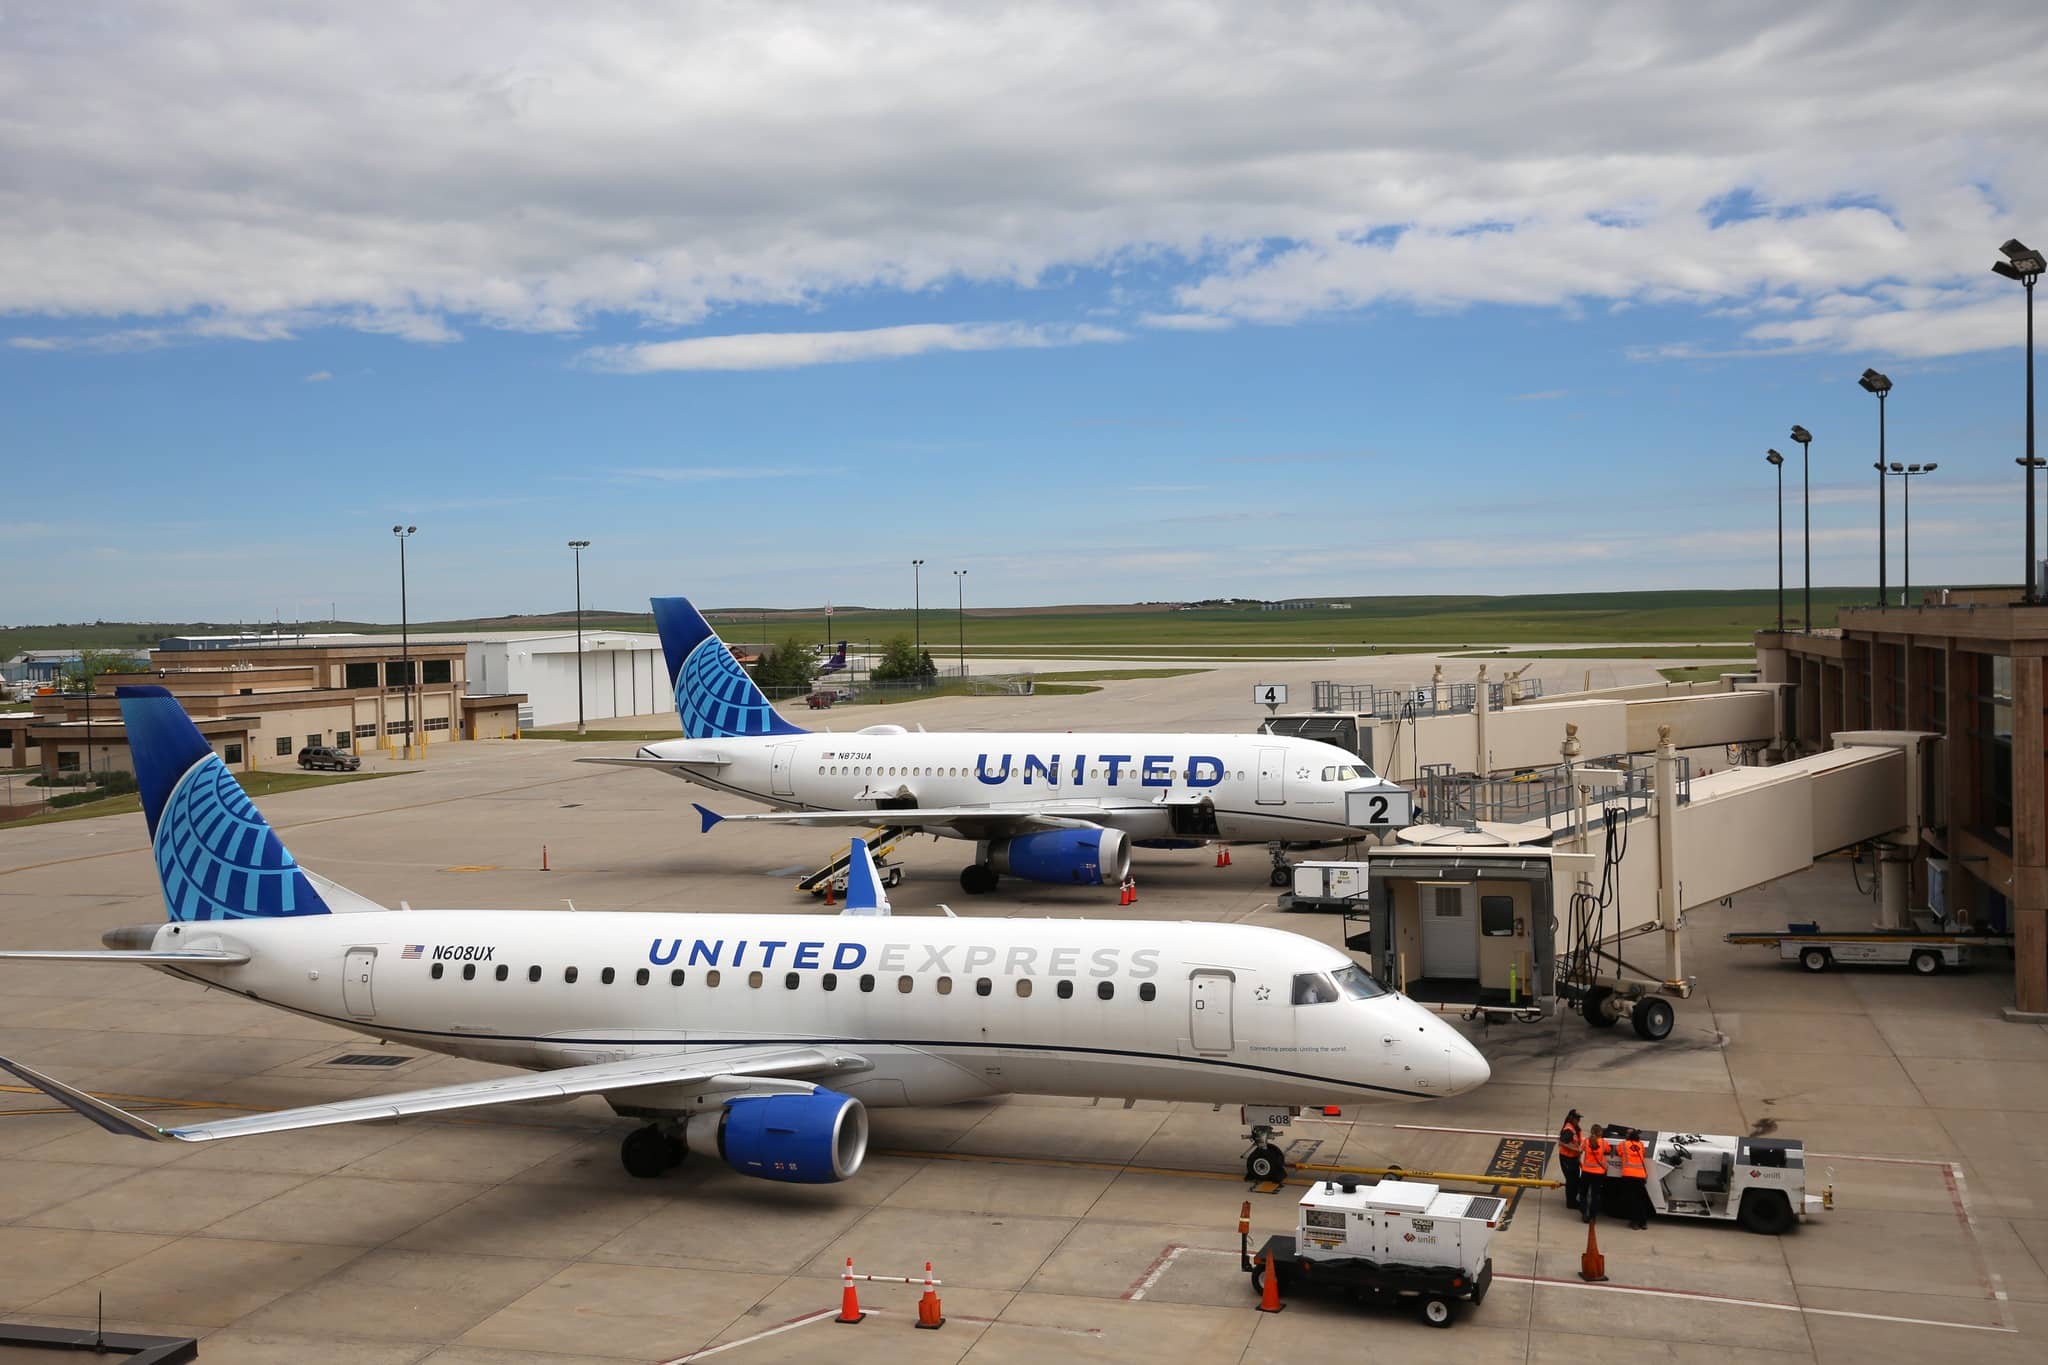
[1443,1035,1491,1094]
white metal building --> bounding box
[462,631,668,727]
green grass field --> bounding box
[3,588,1892,659]
[0,768,395,828]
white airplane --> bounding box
[0,686,1487,1186]
[582,597,1412,894]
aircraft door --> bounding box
[1256,747,1285,805]
[343,948,376,1018]
[771,743,797,797]
[1188,970,1235,1053]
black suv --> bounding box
[297,745,361,772]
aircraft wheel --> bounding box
[1910,949,1941,976]
[621,1125,674,1179]
[1631,997,1676,1041]
[1417,1294,1455,1328]
[1246,1143,1287,1183]
[1269,867,1291,889]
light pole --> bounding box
[1858,371,1892,607]
[1885,464,1937,604]
[1790,425,1812,629]
[952,569,967,677]
[392,525,416,758]
[912,559,924,652]
[568,540,591,733]
[1766,450,1786,632]
[1994,238,2045,603]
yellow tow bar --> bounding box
[1293,1161,1562,1191]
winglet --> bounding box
[0,1054,172,1141]
[839,838,892,916]
[693,803,725,834]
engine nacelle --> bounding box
[684,1089,867,1183]
[987,827,1131,886]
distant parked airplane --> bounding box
[0,687,1485,1185]
[817,640,848,675]
[582,597,1413,894]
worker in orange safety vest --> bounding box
[1618,1129,1651,1229]
[1580,1124,1611,1225]
[1556,1109,1584,1213]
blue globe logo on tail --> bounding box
[652,596,805,741]
[154,761,330,921]
[118,685,331,923]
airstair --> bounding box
[797,826,914,896]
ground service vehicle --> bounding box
[1243,1178,1499,1327]
[1725,923,2008,976]
[297,745,360,772]
[1619,1129,1828,1233]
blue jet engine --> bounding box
[988,827,1131,886]
[685,1089,868,1183]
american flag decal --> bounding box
[401,944,424,960]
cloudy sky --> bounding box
[4,1,2045,623]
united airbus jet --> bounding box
[583,598,1412,895]
[0,687,1485,1186]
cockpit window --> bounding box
[1321,764,1374,781]
[1292,972,1340,1005]
[1332,964,1388,999]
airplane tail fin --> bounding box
[650,596,807,741]
[118,686,367,922]
[839,838,892,916]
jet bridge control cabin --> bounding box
[1363,846,1591,1016]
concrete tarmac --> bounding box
[1,665,2041,1362]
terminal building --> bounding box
[18,641,526,780]
[1761,593,2045,1015]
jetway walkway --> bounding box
[1366,730,1924,1035]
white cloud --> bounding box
[1513,390,1568,401]
[1139,312,1234,332]
[587,322,1123,373]
[610,465,824,482]
[0,3,2044,359]
[303,369,333,382]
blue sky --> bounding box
[3,2,2045,623]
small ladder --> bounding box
[797,826,913,896]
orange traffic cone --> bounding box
[914,1260,945,1330]
[540,845,550,872]
[1117,879,1132,906]
[1578,1221,1608,1282]
[1256,1248,1285,1312]
[1126,877,1138,905]
[824,878,836,907]
[1215,847,1228,868]
[836,1256,865,1323]
[1222,846,1233,867]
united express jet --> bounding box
[584,598,1412,894]
[0,687,1485,1187]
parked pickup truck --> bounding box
[297,745,361,772]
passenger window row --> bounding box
[424,959,1157,1002]
[817,765,1249,781]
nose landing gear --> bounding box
[1242,1104,1298,1185]
[1268,843,1293,889]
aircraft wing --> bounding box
[577,754,730,771]
[0,1045,868,1144]
[0,949,251,965]
[695,799,1154,840]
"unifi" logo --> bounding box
[973,754,1224,787]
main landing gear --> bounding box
[620,1123,685,1179]
[959,864,1001,895]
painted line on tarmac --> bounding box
[1395,1122,1549,1139]
[1495,1272,2016,1334]
[660,1304,1100,1361]
[1126,1243,1191,1300]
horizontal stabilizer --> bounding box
[0,949,250,965]
[0,1045,869,1144]
[574,754,731,770]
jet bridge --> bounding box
[1362,727,1925,1038]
